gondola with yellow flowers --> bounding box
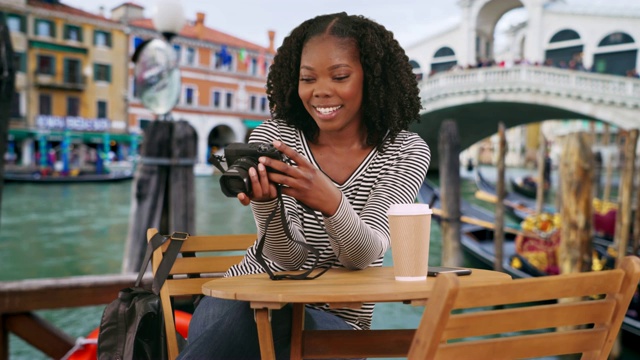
[418,179,640,338]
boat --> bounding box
[510,175,549,199]
[3,170,133,183]
[475,169,549,221]
[418,179,640,338]
[477,169,621,241]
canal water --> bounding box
[1,167,634,359]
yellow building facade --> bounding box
[2,0,132,171]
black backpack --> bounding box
[97,232,187,360]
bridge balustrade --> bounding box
[420,66,640,110]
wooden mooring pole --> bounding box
[558,132,593,274]
[614,129,638,266]
[494,123,507,272]
[438,120,462,267]
[535,129,546,214]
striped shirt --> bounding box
[226,119,430,330]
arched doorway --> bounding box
[431,47,457,74]
[545,29,584,68]
[409,60,423,80]
[593,32,637,76]
[207,125,236,161]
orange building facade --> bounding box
[113,3,275,170]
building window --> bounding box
[97,100,108,119]
[173,44,181,63]
[550,29,580,43]
[184,87,195,105]
[7,14,25,33]
[67,96,80,116]
[260,97,268,113]
[35,19,55,37]
[598,32,635,47]
[186,47,195,65]
[10,92,21,118]
[64,24,83,42]
[64,58,82,84]
[212,91,221,108]
[13,52,26,73]
[225,92,233,109]
[37,55,55,75]
[250,58,258,75]
[249,95,257,111]
[94,30,112,47]
[39,94,52,115]
[94,63,111,82]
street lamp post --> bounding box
[123,1,198,273]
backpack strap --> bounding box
[134,231,188,295]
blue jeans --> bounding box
[177,296,355,360]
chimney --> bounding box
[195,12,205,39]
[268,30,276,53]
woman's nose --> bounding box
[313,80,332,97]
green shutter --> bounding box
[107,65,111,82]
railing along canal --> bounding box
[0,273,152,360]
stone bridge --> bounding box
[410,65,640,169]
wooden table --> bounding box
[202,266,511,359]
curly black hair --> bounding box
[266,12,421,149]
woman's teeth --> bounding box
[316,106,341,115]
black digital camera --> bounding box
[209,142,286,197]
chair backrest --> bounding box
[147,228,256,360]
[408,255,640,360]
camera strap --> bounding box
[254,186,333,280]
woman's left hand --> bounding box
[259,140,342,216]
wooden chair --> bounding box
[147,228,257,360]
[408,255,640,360]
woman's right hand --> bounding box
[237,163,278,206]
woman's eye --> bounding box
[334,75,349,81]
[300,77,314,83]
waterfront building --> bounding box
[406,0,640,169]
[2,0,132,173]
[112,3,275,173]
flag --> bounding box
[218,45,232,66]
[257,50,265,76]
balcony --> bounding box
[33,71,86,91]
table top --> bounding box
[202,266,511,307]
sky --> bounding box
[61,0,471,49]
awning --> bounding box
[242,119,265,129]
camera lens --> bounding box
[219,157,259,197]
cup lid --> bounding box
[387,203,432,216]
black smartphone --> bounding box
[427,266,472,276]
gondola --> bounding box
[477,169,622,242]
[418,179,640,337]
[510,175,548,199]
[475,169,551,221]
[3,170,133,183]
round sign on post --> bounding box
[133,38,181,116]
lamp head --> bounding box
[152,0,185,41]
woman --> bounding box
[179,12,430,359]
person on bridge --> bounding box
[178,12,431,360]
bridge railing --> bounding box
[420,65,640,108]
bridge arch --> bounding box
[413,66,640,169]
